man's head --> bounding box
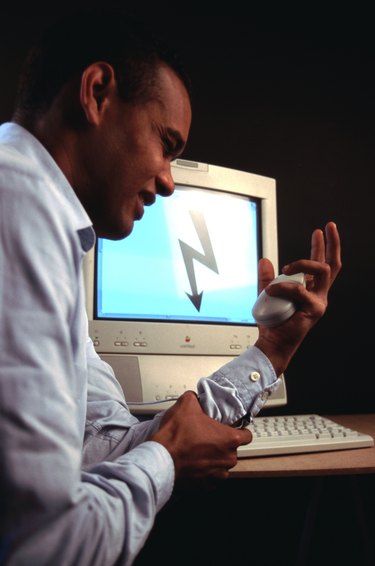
[13,9,192,239]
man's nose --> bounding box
[156,163,175,197]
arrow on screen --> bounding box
[178,210,219,311]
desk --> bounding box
[230,413,375,477]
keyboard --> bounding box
[237,414,374,458]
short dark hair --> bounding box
[14,8,192,117]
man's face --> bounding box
[81,63,192,240]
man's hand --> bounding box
[255,221,341,376]
[152,391,252,485]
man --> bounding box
[0,9,341,565]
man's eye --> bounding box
[163,138,175,156]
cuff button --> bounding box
[250,371,261,382]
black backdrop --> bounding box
[1,2,374,415]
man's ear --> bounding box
[80,62,116,125]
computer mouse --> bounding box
[252,272,305,327]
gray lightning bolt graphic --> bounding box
[178,210,219,311]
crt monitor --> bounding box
[83,159,287,413]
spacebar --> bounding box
[252,433,319,443]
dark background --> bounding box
[2,1,373,416]
[1,3,374,565]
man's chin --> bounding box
[95,220,134,241]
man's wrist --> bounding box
[254,336,298,377]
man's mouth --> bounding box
[135,191,156,221]
[139,190,156,207]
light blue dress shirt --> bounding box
[0,123,279,565]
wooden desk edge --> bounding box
[230,413,375,478]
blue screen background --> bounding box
[96,186,259,325]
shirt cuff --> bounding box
[208,345,280,420]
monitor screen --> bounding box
[95,185,260,325]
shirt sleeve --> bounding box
[83,340,168,468]
[197,346,281,425]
